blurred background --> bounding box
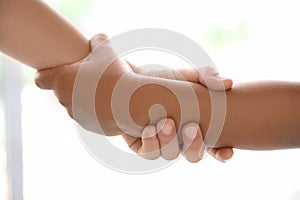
[1,0,300,199]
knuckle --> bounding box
[162,149,180,161]
[164,118,175,127]
[157,119,176,139]
[53,70,74,107]
[142,125,157,139]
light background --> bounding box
[1,0,300,199]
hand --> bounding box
[35,33,234,162]
[35,33,134,136]
[122,63,234,162]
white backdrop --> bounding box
[18,0,300,199]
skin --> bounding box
[127,77,300,150]
[35,35,234,162]
[36,35,300,152]
[0,0,89,69]
[0,0,233,162]
[125,62,233,162]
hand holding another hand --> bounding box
[35,33,234,163]
[124,62,234,162]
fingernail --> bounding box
[223,79,233,89]
[184,126,197,140]
[162,123,173,135]
[142,126,156,139]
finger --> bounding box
[156,118,180,160]
[175,67,200,83]
[138,125,160,160]
[198,66,233,90]
[35,67,64,89]
[182,123,205,163]
[121,133,141,154]
[90,33,109,49]
[207,147,234,162]
[125,60,137,71]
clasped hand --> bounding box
[35,34,234,163]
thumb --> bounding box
[35,67,62,89]
[125,60,138,72]
[90,33,109,50]
[207,147,234,162]
[175,67,200,83]
[198,66,233,91]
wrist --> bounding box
[129,73,212,137]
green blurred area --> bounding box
[53,0,96,25]
[0,1,248,86]
[207,19,249,50]
[21,65,36,85]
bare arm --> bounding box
[34,36,300,151]
[0,0,89,70]
[219,81,300,150]
[0,1,234,162]
[128,78,300,150]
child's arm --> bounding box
[0,0,233,162]
[0,0,89,70]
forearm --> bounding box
[218,81,300,150]
[128,76,300,150]
[0,0,89,70]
